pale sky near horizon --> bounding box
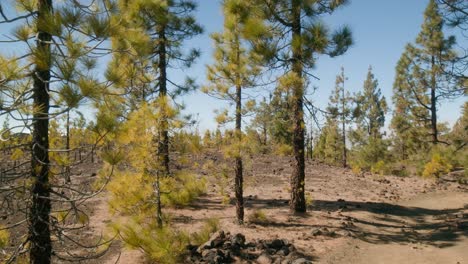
[0,0,466,133]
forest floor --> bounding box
[84,154,467,264]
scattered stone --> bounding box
[291,258,312,264]
[189,231,305,264]
[198,230,226,252]
[257,252,273,264]
[311,228,323,236]
[267,239,285,250]
[231,233,245,246]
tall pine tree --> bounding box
[353,66,387,142]
[0,0,114,262]
[203,0,261,224]
[392,0,462,148]
[327,67,353,168]
[111,0,203,175]
[253,0,353,213]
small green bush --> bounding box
[190,218,220,246]
[247,209,268,224]
[114,220,189,264]
[274,143,293,156]
[371,160,389,175]
[305,192,314,207]
[162,172,207,207]
[0,228,9,249]
[422,153,452,178]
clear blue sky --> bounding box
[181,0,467,132]
[1,0,466,133]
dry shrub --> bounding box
[190,218,220,246]
[248,209,268,224]
[422,153,452,178]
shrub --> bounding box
[113,220,189,264]
[274,143,293,156]
[0,228,9,249]
[351,138,390,173]
[371,160,388,175]
[351,164,362,175]
[305,192,314,207]
[422,153,452,178]
[247,209,267,224]
[190,218,220,246]
[162,172,207,207]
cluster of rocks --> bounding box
[186,230,312,264]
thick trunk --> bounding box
[29,0,52,263]
[430,56,438,144]
[290,0,306,213]
[235,83,244,224]
[158,25,170,175]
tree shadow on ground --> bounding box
[244,197,467,248]
[176,195,467,253]
[314,199,467,248]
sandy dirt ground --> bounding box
[86,155,467,264]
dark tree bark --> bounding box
[65,110,71,182]
[157,24,170,176]
[29,0,52,263]
[430,55,438,144]
[155,172,163,228]
[290,0,306,213]
[341,82,347,168]
[235,81,244,224]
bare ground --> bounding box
[87,154,467,264]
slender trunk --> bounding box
[235,83,243,224]
[158,24,170,175]
[309,129,313,160]
[232,28,244,224]
[341,79,347,168]
[65,110,71,182]
[290,0,306,213]
[30,1,52,263]
[430,55,438,145]
[155,172,163,228]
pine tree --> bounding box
[313,119,343,166]
[30,1,53,261]
[392,0,462,148]
[203,0,261,224]
[437,0,467,86]
[0,1,114,262]
[253,0,353,213]
[450,102,468,151]
[353,66,388,142]
[349,67,389,172]
[327,67,353,168]
[250,96,272,147]
[111,0,203,176]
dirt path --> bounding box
[319,191,468,264]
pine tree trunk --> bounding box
[157,25,170,175]
[290,0,306,213]
[65,110,71,182]
[430,56,438,144]
[235,82,244,224]
[341,84,347,168]
[29,0,52,262]
[155,172,163,228]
